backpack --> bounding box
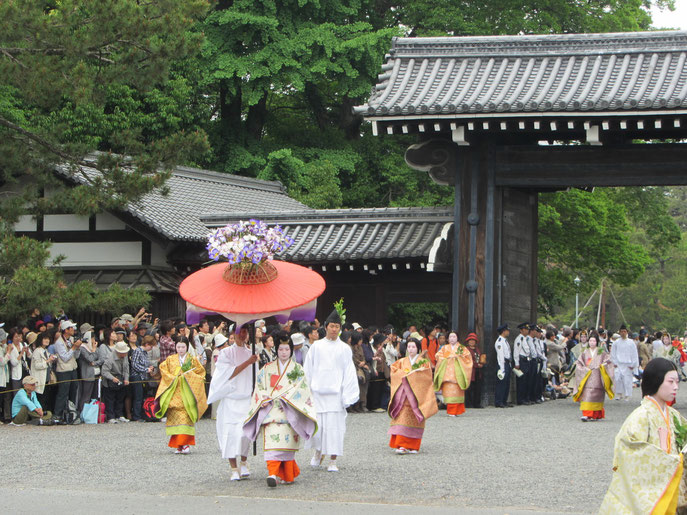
[62,401,81,425]
[143,397,159,422]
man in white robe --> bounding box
[207,327,258,481]
[303,310,359,472]
[610,325,639,401]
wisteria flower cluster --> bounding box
[206,219,294,265]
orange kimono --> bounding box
[388,356,438,451]
[433,344,472,416]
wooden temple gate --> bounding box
[356,30,687,403]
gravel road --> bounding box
[4,385,680,514]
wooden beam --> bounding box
[495,144,687,187]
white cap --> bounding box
[254,319,265,328]
[352,322,361,330]
[214,334,229,347]
[291,333,306,346]
[59,320,77,331]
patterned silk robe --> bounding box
[573,348,614,413]
[600,397,687,514]
[433,344,473,405]
[388,356,438,440]
[243,359,317,460]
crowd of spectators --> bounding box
[4,307,687,426]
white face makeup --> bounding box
[656,370,680,405]
[448,333,458,345]
[407,341,418,358]
[176,341,188,357]
[588,337,598,349]
[277,343,291,362]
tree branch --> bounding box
[0,117,94,184]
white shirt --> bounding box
[303,336,359,413]
[513,334,531,366]
[611,337,639,367]
[495,336,511,373]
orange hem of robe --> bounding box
[168,434,195,448]
[266,460,300,482]
[581,409,605,419]
[447,403,465,415]
[389,434,421,451]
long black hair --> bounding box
[641,358,678,397]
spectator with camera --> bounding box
[101,340,131,423]
[54,320,82,420]
[77,330,102,413]
[7,327,30,393]
[130,335,157,422]
[30,331,57,411]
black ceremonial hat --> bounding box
[325,309,342,326]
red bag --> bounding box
[143,397,159,422]
[97,401,106,424]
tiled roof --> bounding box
[355,31,687,117]
[60,266,182,293]
[56,160,307,241]
[201,207,454,263]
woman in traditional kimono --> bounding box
[599,358,687,514]
[433,332,472,416]
[243,337,317,487]
[388,339,437,454]
[155,338,208,454]
[573,335,614,421]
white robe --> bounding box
[611,338,639,398]
[208,344,254,459]
[303,336,359,456]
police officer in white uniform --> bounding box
[513,322,532,405]
[494,324,513,408]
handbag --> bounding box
[80,399,100,424]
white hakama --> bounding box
[208,344,255,460]
[306,411,347,456]
[610,337,639,399]
[303,336,359,457]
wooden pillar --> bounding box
[406,138,538,405]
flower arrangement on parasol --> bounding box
[206,219,294,285]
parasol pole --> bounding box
[248,322,257,457]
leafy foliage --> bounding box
[0,236,149,323]
[0,0,210,223]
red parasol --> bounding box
[179,260,325,327]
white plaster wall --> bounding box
[95,213,127,231]
[13,215,37,232]
[50,242,142,266]
[44,214,90,231]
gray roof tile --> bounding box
[201,207,454,262]
[56,162,306,241]
[355,31,687,117]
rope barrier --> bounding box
[0,376,218,396]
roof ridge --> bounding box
[172,166,287,193]
[201,206,455,225]
[390,30,687,58]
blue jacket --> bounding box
[12,388,41,418]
